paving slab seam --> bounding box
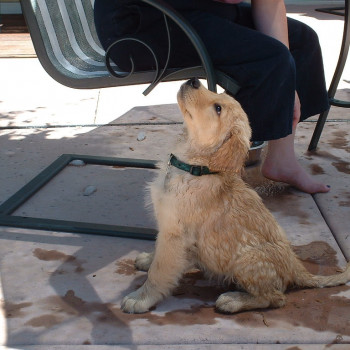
[303,119,350,123]
[1,119,349,131]
[1,345,350,350]
[0,122,183,130]
[93,90,101,125]
[2,342,348,348]
[311,193,349,262]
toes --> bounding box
[121,293,150,314]
[216,291,271,314]
[215,292,238,314]
[135,252,153,271]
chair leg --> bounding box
[308,0,350,151]
[308,109,330,151]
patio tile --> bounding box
[1,216,349,347]
[1,106,349,347]
[94,82,183,125]
[294,122,350,261]
[104,103,183,125]
[0,59,99,128]
[4,345,350,350]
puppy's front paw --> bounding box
[135,252,154,271]
[121,291,151,314]
[216,292,238,314]
[121,285,161,314]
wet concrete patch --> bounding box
[33,248,76,262]
[262,188,312,226]
[298,128,350,261]
[293,241,340,275]
[115,259,137,276]
[33,248,85,274]
[4,301,32,318]
[338,192,350,208]
[310,163,325,175]
[309,150,350,175]
[110,241,350,334]
[294,122,350,261]
[332,161,350,175]
[253,285,350,336]
[25,314,64,328]
[34,290,129,329]
[18,280,350,341]
[327,130,350,153]
[116,280,350,336]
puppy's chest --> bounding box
[162,172,223,200]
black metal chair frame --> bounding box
[309,1,350,150]
[19,0,240,95]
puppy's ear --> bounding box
[209,119,251,173]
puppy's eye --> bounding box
[214,104,222,116]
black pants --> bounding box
[94,1,329,141]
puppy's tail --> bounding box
[294,261,350,288]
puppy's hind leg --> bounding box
[135,252,154,271]
[216,290,286,314]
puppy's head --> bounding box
[177,78,252,172]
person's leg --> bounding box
[262,131,330,194]
[186,6,330,193]
[261,18,330,194]
[183,9,296,141]
[179,7,330,193]
[288,17,329,121]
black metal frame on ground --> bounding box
[309,1,350,150]
[0,154,157,241]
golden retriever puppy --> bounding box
[121,78,350,314]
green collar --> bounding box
[168,154,217,176]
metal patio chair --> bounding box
[309,0,350,150]
[19,0,240,95]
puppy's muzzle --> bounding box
[179,78,201,101]
[186,77,201,89]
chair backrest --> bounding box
[21,0,240,94]
[21,0,153,89]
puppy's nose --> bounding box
[186,78,200,89]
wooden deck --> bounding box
[0,14,36,58]
[0,14,28,33]
[0,32,36,58]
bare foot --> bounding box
[262,156,330,194]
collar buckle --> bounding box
[189,165,203,176]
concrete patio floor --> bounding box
[0,3,350,349]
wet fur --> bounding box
[121,80,350,314]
